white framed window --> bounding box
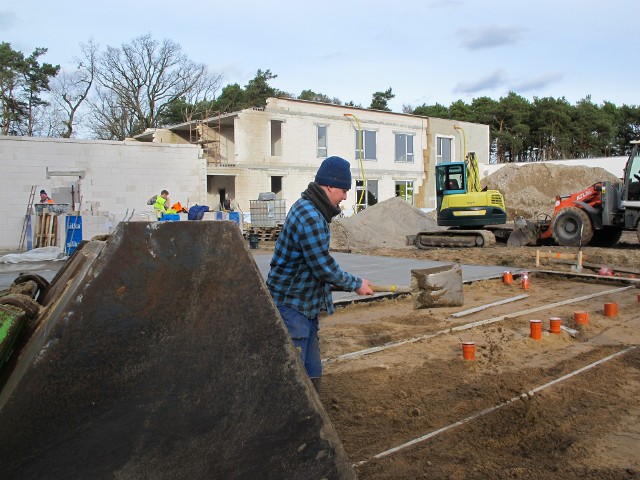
[355,179,378,211]
[436,136,453,164]
[317,125,327,158]
[395,133,414,163]
[395,181,414,204]
[355,129,377,160]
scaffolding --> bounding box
[190,110,222,164]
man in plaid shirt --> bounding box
[267,156,374,393]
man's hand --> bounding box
[356,278,375,296]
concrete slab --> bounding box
[1,250,524,302]
[0,261,60,291]
[253,252,524,304]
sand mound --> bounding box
[482,163,621,219]
[330,197,441,249]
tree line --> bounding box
[1,34,638,162]
[411,94,640,162]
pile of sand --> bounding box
[482,163,621,219]
[330,197,441,249]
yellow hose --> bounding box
[344,113,366,214]
[454,125,467,160]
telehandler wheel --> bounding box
[590,227,623,247]
[552,207,593,246]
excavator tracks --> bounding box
[415,229,496,248]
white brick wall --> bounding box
[0,136,203,250]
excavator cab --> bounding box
[436,162,466,210]
[435,161,507,228]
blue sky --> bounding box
[2,0,638,112]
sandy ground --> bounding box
[259,234,640,479]
[321,277,639,479]
[325,235,640,479]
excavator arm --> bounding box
[465,152,482,193]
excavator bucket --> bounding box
[0,221,355,479]
[507,216,540,247]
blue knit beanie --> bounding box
[315,156,352,190]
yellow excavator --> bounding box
[415,152,508,248]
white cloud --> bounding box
[459,25,525,50]
[453,70,509,94]
[0,11,18,30]
[511,72,564,93]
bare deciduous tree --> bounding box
[91,34,222,139]
[49,39,98,138]
[89,86,139,140]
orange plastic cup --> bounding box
[503,271,513,285]
[462,342,476,361]
[574,311,589,325]
[549,317,562,334]
[604,302,618,317]
[530,319,542,340]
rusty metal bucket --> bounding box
[0,221,355,479]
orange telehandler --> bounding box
[508,141,640,247]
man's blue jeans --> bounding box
[277,305,321,379]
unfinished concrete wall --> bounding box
[425,118,490,166]
[0,136,204,250]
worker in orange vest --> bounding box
[39,190,54,204]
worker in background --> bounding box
[222,193,239,212]
[39,190,54,204]
[148,190,170,219]
[266,156,374,393]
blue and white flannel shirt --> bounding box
[266,196,362,319]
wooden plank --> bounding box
[450,286,633,332]
[451,294,529,318]
[536,249,583,269]
[548,258,640,276]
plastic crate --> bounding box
[249,200,286,227]
[159,213,180,222]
